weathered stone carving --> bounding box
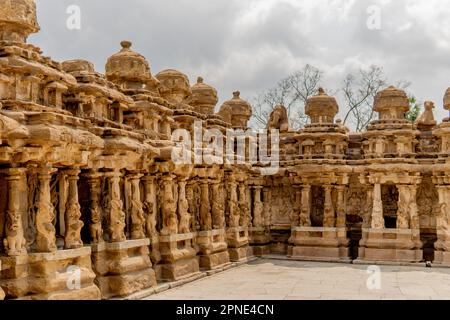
[268,105,289,132]
[228,180,240,228]
[211,181,225,229]
[143,176,158,237]
[252,187,264,228]
[64,169,84,249]
[178,180,191,234]
[87,174,103,244]
[299,185,312,227]
[3,169,27,256]
[371,183,385,229]
[160,176,178,235]
[199,181,212,231]
[108,172,126,242]
[35,168,57,252]
[129,174,146,239]
[4,0,450,300]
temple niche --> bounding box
[3,0,450,301]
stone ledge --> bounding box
[28,246,92,261]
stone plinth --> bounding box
[289,227,351,262]
[0,260,5,300]
[433,230,450,266]
[226,227,253,262]
[249,227,271,256]
[91,239,156,299]
[0,247,100,300]
[196,229,230,270]
[149,235,162,266]
[155,233,200,281]
[357,228,423,263]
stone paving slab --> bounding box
[144,259,450,300]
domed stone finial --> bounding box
[120,40,132,50]
[305,88,339,124]
[218,91,252,129]
[374,86,409,120]
[187,76,218,115]
[155,69,192,104]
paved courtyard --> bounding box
[146,258,450,300]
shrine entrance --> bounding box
[310,186,324,227]
[382,184,398,228]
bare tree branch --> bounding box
[251,64,323,130]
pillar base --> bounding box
[92,239,156,299]
[433,251,450,266]
[289,227,351,262]
[149,235,162,265]
[249,227,271,257]
[197,229,230,270]
[1,247,100,300]
[227,227,253,262]
[228,246,254,262]
[356,228,423,263]
[156,233,200,282]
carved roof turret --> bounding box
[105,41,160,95]
[218,91,252,129]
[185,76,218,115]
[0,0,40,43]
[305,88,338,124]
[374,85,410,120]
[155,69,192,104]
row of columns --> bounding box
[370,182,420,230]
[1,167,163,256]
[298,184,347,228]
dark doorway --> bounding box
[382,185,398,229]
[310,186,324,227]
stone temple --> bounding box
[1,0,450,300]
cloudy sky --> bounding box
[31,0,450,122]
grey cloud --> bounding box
[30,0,450,119]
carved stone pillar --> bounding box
[86,173,103,244]
[160,175,178,236]
[186,180,197,232]
[299,185,311,227]
[323,185,335,228]
[211,181,225,229]
[371,183,384,229]
[64,168,84,249]
[228,180,240,228]
[436,186,450,232]
[129,174,146,239]
[335,186,347,228]
[178,179,191,234]
[396,185,410,229]
[262,187,271,227]
[363,186,373,228]
[4,168,27,256]
[107,171,126,242]
[142,175,157,237]
[290,186,301,227]
[252,187,264,228]
[409,185,420,230]
[238,183,250,227]
[199,180,212,231]
[36,167,57,252]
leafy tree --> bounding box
[405,96,421,122]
